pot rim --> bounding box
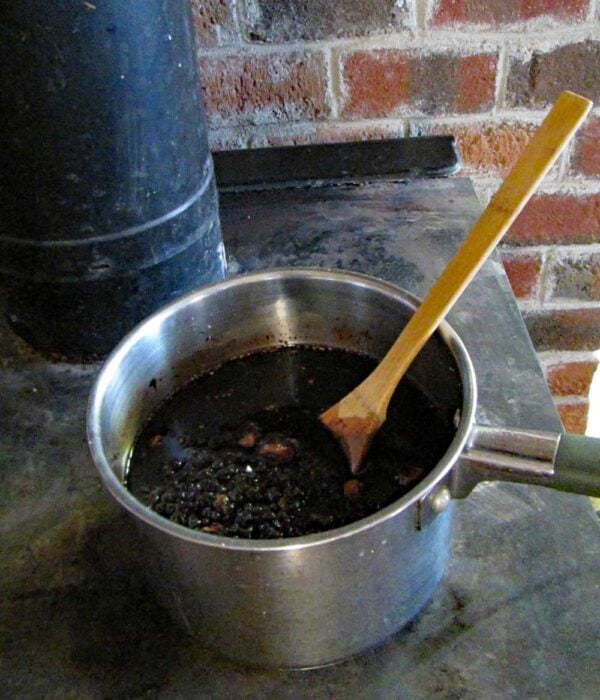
[87,267,477,552]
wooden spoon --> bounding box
[320,91,593,474]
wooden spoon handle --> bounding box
[369,91,592,408]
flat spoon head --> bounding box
[319,402,381,475]
[320,91,593,474]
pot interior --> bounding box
[88,269,472,529]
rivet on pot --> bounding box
[415,485,452,530]
[429,486,451,514]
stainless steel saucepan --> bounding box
[87,268,600,668]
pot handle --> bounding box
[453,425,600,498]
[554,434,600,496]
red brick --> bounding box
[457,54,500,112]
[506,194,600,246]
[524,307,600,351]
[556,400,589,434]
[431,0,590,27]
[198,51,330,126]
[417,122,535,175]
[340,50,497,119]
[547,360,598,396]
[243,0,410,42]
[518,0,590,20]
[571,117,600,178]
[210,121,407,151]
[190,0,238,48]
[501,251,543,299]
[506,41,599,108]
[260,122,405,148]
[340,51,410,119]
[549,251,600,302]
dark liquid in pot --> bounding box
[127,346,456,539]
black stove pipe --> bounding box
[0,1,224,358]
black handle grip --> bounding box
[554,434,600,497]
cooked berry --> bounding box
[127,347,454,539]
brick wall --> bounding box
[191,0,600,433]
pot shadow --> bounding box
[58,512,194,698]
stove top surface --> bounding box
[1,162,598,698]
